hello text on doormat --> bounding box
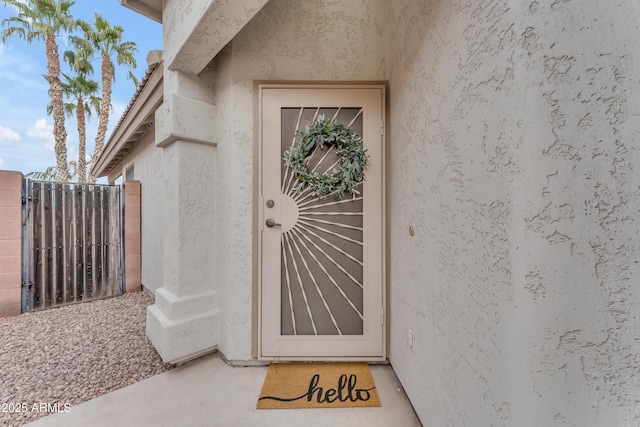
[256,362,381,409]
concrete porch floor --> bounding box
[27,353,422,427]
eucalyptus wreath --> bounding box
[284,116,369,199]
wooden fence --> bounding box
[22,180,124,312]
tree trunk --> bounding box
[45,34,69,182]
[77,99,87,184]
[89,53,113,184]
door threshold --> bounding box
[259,356,388,363]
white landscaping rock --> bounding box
[0,292,174,427]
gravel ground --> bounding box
[0,292,175,427]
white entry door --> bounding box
[259,85,385,360]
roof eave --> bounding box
[119,0,162,24]
[92,59,163,178]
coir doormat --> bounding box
[256,362,381,409]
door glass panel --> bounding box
[280,107,364,336]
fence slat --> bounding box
[62,184,73,304]
[53,184,63,306]
[61,184,68,304]
[78,186,91,300]
[44,182,54,309]
[22,181,31,312]
[32,183,43,309]
[86,185,94,301]
[104,188,111,297]
[97,187,105,298]
[27,181,34,311]
[76,185,85,302]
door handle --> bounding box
[265,219,281,228]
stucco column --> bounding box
[146,66,219,364]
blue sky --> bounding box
[0,0,162,176]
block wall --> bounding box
[124,180,141,293]
[0,171,23,317]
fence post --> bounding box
[0,171,23,317]
[124,180,141,293]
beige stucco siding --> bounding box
[108,129,165,295]
[387,1,640,425]
[135,0,640,423]
[211,0,388,361]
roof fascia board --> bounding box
[119,0,162,23]
[93,65,163,177]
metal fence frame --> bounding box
[21,180,125,312]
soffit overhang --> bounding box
[119,0,162,23]
[122,0,271,76]
[165,0,270,75]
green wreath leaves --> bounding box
[284,116,369,199]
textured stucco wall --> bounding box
[162,0,269,75]
[115,131,165,295]
[387,1,640,425]
[212,0,387,361]
[147,0,640,421]
[145,0,221,362]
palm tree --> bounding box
[26,166,59,181]
[26,161,78,181]
[46,51,99,184]
[1,0,77,182]
[75,14,137,183]
[59,72,100,183]
[61,50,100,183]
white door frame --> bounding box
[258,84,386,361]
